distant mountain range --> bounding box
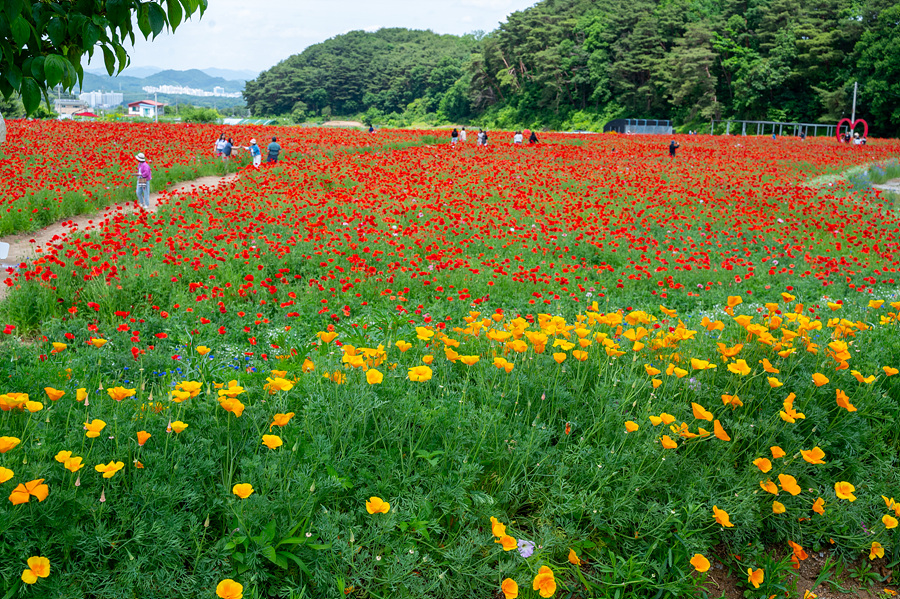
[80,69,247,95]
[74,68,249,110]
[83,66,258,82]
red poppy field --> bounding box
[0,122,899,599]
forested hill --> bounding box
[244,0,899,135]
[243,29,477,119]
[472,0,898,133]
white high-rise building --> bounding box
[78,91,124,108]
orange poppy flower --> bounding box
[9,478,49,505]
[501,578,518,599]
[713,505,734,527]
[747,568,764,588]
[690,553,710,572]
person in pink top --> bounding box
[134,152,152,210]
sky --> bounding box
[87,0,538,76]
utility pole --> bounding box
[851,81,858,122]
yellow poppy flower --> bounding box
[835,481,856,501]
[216,579,244,599]
[94,461,125,478]
[107,386,137,401]
[232,483,254,499]
[20,556,50,584]
[366,496,390,514]
[83,419,106,438]
[261,435,283,450]
[408,365,433,382]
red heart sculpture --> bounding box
[836,118,868,142]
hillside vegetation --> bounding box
[244,0,900,135]
[243,29,477,122]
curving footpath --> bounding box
[0,173,238,300]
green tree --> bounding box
[855,1,900,135]
[665,22,720,122]
[1,0,207,114]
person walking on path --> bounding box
[451,128,459,145]
[460,127,467,143]
[529,130,539,144]
[669,139,680,157]
[134,153,152,210]
[242,138,262,168]
[267,137,282,163]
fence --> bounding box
[603,119,673,135]
[710,120,836,137]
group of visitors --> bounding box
[133,134,284,208]
[450,127,539,146]
[215,134,281,166]
[840,131,867,145]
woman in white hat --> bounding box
[241,138,262,168]
[134,153,152,209]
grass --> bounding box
[0,126,899,599]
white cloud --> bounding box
[99,0,537,73]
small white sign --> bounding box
[0,242,9,260]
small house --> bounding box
[128,100,165,118]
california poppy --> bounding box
[366,496,390,514]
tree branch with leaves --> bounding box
[0,0,207,114]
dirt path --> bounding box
[0,173,238,270]
[321,120,365,128]
[874,177,900,194]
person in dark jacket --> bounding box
[529,131,539,144]
[267,137,281,163]
[669,139,680,157]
